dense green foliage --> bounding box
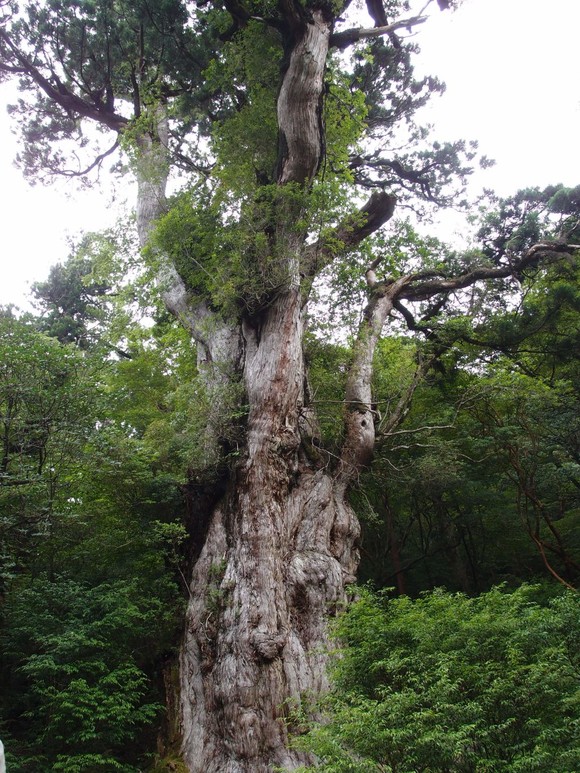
[0,284,195,770]
[0,311,95,590]
[300,186,580,595]
[3,579,172,772]
[5,184,579,768]
[295,584,580,772]
[287,187,580,771]
[0,182,578,770]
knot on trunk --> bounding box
[271,425,301,453]
[342,408,375,472]
[251,630,287,661]
[330,500,361,582]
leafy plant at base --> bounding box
[0,302,192,771]
[294,584,580,773]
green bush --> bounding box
[296,585,580,772]
[2,577,177,771]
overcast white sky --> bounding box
[1,0,579,308]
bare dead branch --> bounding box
[377,355,434,438]
[52,138,120,178]
[366,251,392,287]
[530,533,577,591]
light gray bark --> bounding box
[179,291,360,772]
[134,109,244,479]
[277,10,330,185]
[134,108,243,372]
[341,283,398,481]
[135,110,170,248]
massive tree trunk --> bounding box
[174,264,401,771]
[172,11,366,771]
[129,11,418,769]
[130,53,578,771]
[129,8,576,771]
[179,291,361,771]
[4,1,579,769]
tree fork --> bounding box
[5,2,576,769]
[175,11,363,766]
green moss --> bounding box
[149,756,189,773]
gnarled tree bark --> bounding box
[5,1,576,768]
[175,11,366,770]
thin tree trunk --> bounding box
[384,492,406,595]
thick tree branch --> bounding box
[339,274,412,481]
[220,0,253,39]
[392,295,447,333]
[365,0,388,27]
[398,242,578,302]
[276,9,330,185]
[330,15,427,50]
[0,29,127,132]
[393,297,421,329]
[304,190,397,278]
[277,0,308,35]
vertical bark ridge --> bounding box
[180,290,304,771]
[277,10,330,185]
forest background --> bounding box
[0,0,579,771]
